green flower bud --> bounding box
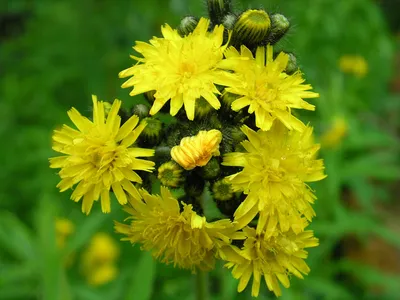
[212,178,234,201]
[222,13,237,30]
[140,117,162,145]
[266,13,290,45]
[285,52,297,74]
[198,157,221,180]
[132,104,149,119]
[155,145,172,160]
[232,9,271,48]
[177,16,199,37]
[207,0,232,24]
[144,90,156,104]
[195,97,213,118]
[230,126,246,144]
[158,161,185,188]
[221,92,239,107]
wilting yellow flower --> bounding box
[115,187,239,271]
[171,129,222,170]
[219,45,319,131]
[81,233,120,286]
[119,18,239,120]
[55,218,75,249]
[339,55,368,78]
[321,116,348,148]
[222,123,326,232]
[49,95,155,214]
[219,226,318,297]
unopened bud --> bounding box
[222,13,237,30]
[212,178,234,201]
[177,16,199,36]
[285,52,297,74]
[199,157,221,180]
[232,9,271,48]
[207,0,232,24]
[266,13,290,45]
[140,117,162,145]
[158,161,185,188]
[195,97,213,118]
[132,104,149,119]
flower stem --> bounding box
[195,270,209,300]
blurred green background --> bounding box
[1,0,400,299]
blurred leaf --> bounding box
[124,252,156,300]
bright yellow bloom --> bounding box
[171,129,222,170]
[219,226,318,297]
[219,45,319,131]
[222,123,326,233]
[115,187,239,271]
[49,96,155,214]
[321,116,348,148]
[81,232,120,286]
[339,55,368,78]
[119,18,239,120]
[55,218,75,249]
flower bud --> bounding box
[232,9,271,48]
[144,90,156,104]
[207,0,232,24]
[177,16,199,36]
[132,104,149,119]
[266,13,290,45]
[158,161,185,188]
[195,97,213,118]
[198,157,221,180]
[212,178,234,201]
[285,52,297,75]
[222,13,237,30]
[140,117,162,145]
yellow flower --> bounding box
[171,129,222,170]
[218,45,319,131]
[119,18,239,120]
[49,95,155,214]
[55,218,75,249]
[219,226,318,297]
[222,123,326,233]
[339,55,368,78]
[321,116,348,148]
[115,187,238,271]
[81,233,120,286]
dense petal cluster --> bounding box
[49,96,155,214]
[219,45,319,131]
[219,226,318,297]
[119,18,239,120]
[223,123,326,232]
[115,187,239,271]
[171,129,223,170]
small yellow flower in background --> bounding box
[49,95,155,214]
[171,129,222,170]
[81,232,120,286]
[115,187,239,272]
[321,116,348,148]
[119,18,239,120]
[222,123,326,232]
[55,218,75,249]
[218,45,319,131]
[339,55,368,78]
[219,226,318,297]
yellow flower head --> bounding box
[321,116,348,148]
[219,45,319,131]
[171,129,222,170]
[115,187,238,271]
[339,55,368,78]
[81,232,120,286]
[222,123,326,232]
[219,226,318,297]
[49,95,155,214]
[119,18,239,120]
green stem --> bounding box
[195,269,209,300]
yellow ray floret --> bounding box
[115,187,240,272]
[171,129,222,170]
[222,122,326,232]
[219,226,318,297]
[119,18,239,120]
[49,95,155,214]
[218,45,319,131]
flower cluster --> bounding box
[49,0,326,297]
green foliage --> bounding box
[1,0,400,299]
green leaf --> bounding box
[124,252,156,300]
